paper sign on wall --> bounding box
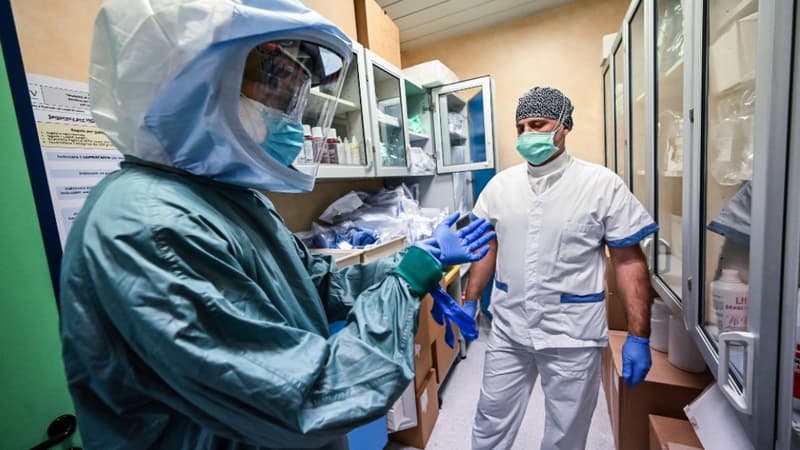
[26,73,123,248]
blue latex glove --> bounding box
[462,299,479,320]
[415,212,496,267]
[430,285,478,348]
[622,335,652,388]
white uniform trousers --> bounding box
[471,327,602,450]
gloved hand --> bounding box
[462,299,479,320]
[415,212,496,267]
[430,285,479,348]
[622,335,652,388]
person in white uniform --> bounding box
[467,87,657,450]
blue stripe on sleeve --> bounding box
[495,279,508,292]
[606,222,659,248]
[561,291,606,303]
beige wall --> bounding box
[402,0,630,170]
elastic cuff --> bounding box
[394,246,442,295]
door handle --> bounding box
[657,238,672,273]
[717,331,755,415]
[30,414,79,450]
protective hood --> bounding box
[89,0,352,192]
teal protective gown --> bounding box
[60,161,442,449]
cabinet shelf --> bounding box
[409,131,430,142]
[309,88,359,113]
[446,93,466,111]
[711,0,757,42]
[376,112,401,127]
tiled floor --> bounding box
[385,319,614,450]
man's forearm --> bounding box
[610,245,652,338]
[465,238,497,300]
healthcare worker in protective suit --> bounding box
[58,1,494,449]
[465,87,657,450]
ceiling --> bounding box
[376,0,575,51]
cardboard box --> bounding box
[390,369,439,449]
[309,248,363,268]
[418,293,437,346]
[360,236,407,264]
[648,415,703,450]
[602,331,712,450]
[413,314,433,391]
[432,325,460,385]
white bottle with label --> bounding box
[302,124,313,163]
[343,137,353,165]
[711,269,748,332]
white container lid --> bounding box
[311,126,323,138]
[326,128,337,139]
[303,124,311,135]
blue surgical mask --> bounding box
[239,95,304,166]
[263,118,304,166]
[516,129,559,165]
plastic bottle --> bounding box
[326,128,339,164]
[343,137,353,165]
[311,126,326,163]
[711,269,749,332]
[302,125,313,163]
[336,136,346,164]
[350,136,361,165]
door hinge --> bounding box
[689,108,695,123]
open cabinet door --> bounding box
[431,76,495,175]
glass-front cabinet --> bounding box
[613,38,628,185]
[431,77,495,175]
[365,51,409,177]
[603,0,799,447]
[653,0,685,300]
[686,0,793,448]
[364,50,497,179]
[312,42,374,178]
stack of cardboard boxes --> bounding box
[603,250,711,450]
[390,266,462,448]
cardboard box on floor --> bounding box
[649,415,703,450]
[603,331,712,450]
[432,324,460,385]
[389,369,439,449]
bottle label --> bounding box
[794,344,800,399]
[712,291,747,331]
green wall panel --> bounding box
[0,42,79,448]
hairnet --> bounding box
[515,86,574,130]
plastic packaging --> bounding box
[326,128,339,164]
[668,314,707,373]
[650,300,670,353]
[343,137,352,165]
[311,126,325,163]
[302,124,313,163]
[711,269,748,332]
[386,381,417,432]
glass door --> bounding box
[653,0,686,300]
[688,0,793,447]
[313,42,374,178]
[405,79,435,175]
[613,37,629,185]
[365,50,410,177]
[431,76,495,174]
[629,0,648,209]
[603,64,615,171]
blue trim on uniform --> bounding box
[495,279,509,292]
[607,222,659,248]
[707,221,750,246]
[561,291,606,303]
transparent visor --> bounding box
[239,40,349,173]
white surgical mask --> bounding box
[238,94,268,144]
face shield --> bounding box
[238,39,348,175]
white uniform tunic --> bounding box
[472,154,657,349]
